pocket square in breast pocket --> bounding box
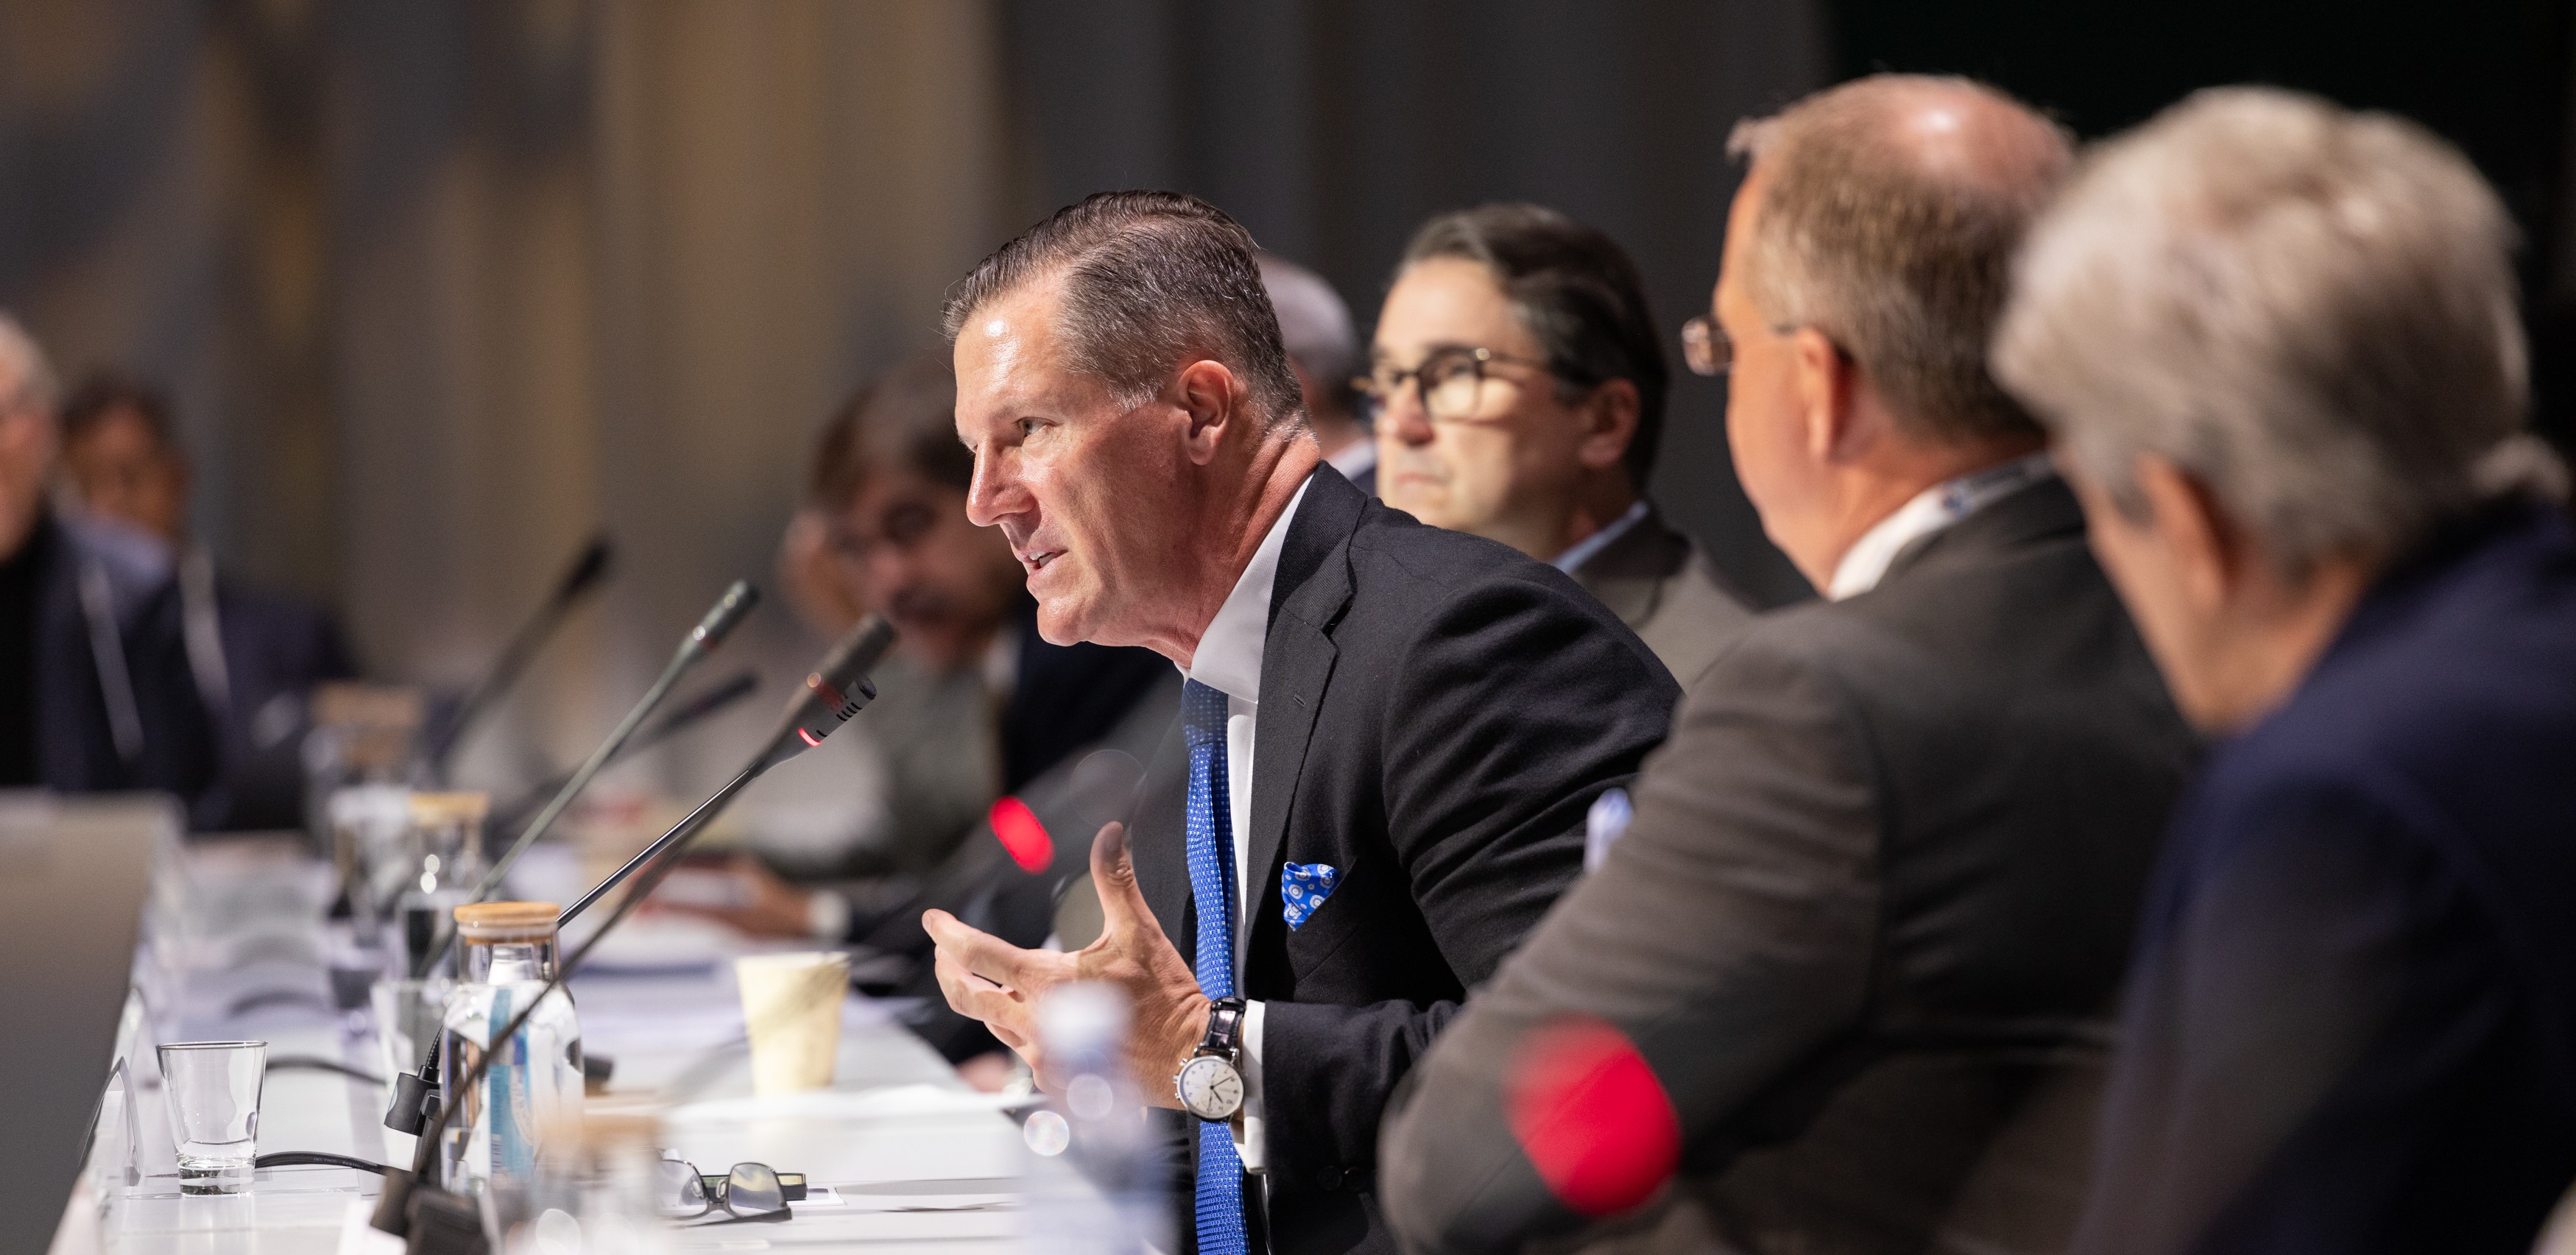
[1280,863,1341,930]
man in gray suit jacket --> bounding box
[1380,75,2200,1255]
[1369,204,1752,685]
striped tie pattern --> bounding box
[1181,679,1248,1255]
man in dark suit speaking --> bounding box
[920,191,1680,1254]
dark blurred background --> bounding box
[0,0,2566,794]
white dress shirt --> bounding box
[1826,452,2056,599]
[1178,475,1312,1173]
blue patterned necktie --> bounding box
[1182,679,1249,1255]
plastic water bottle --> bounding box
[1017,983,1168,1254]
[439,901,584,1210]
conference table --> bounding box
[52,835,1047,1254]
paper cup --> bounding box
[734,952,851,1095]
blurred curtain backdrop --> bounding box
[0,0,1821,799]
[996,0,1828,604]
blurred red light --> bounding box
[989,796,1052,873]
[1505,1016,1680,1217]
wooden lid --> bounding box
[408,792,490,827]
[453,900,558,940]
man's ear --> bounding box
[1175,359,1240,465]
[2134,454,2241,616]
[1574,379,1641,473]
[1788,328,1853,464]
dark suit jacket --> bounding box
[1380,478,2199,1255]
[15,515,216,799]
[1001,595,1174,795]
[2071,501,2576,1255]
[197,573,356,830]
[1129,465,1681,1255]
[1569,506,1754,688]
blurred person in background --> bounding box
[1380,77,2197,1255]
[59,373,356,829]
[1370,204,1751,685]
[1259,252,1377,493]
[1994,88,2576,1255]
[677,350,1173,1072]
[0,317,214,802]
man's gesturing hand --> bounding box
[922,821,1211,1106]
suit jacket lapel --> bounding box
[1244,467,1361,934]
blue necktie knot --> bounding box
[1182,677,1229,750]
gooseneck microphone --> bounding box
[484,668,760,836]
[424,534,616,780]
[559,613,896,923]
[406,580,760,981]
[384,582,765,1135]
[371,615,897,1243]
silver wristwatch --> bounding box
[1174,997,1247,1122]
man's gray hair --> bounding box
[1257,252,1359,405]
[0,313,59,413]
[1994,88,2563,578]
[1729,74,2072,445]
[943,191,1306,429]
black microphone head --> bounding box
[758,615,897,772]
[558,537,615,602]
[688,580,760,653]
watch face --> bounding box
[1177,1055,1244,1121]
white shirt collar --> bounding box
[1550,500,1651,574]
[1182,476,1313,703]
[1324,437,1377,482]
[1825,451,2056,600]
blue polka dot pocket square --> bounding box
[1280,863,1342,930]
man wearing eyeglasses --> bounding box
[1379,75,2198,1255]
[1369,204,1751,686]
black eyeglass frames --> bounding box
[1352,345,1556,422]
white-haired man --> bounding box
[1380,74,2197,1255]
[0,315,211,797]
[1994,88,2576,1255]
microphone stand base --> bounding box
[367,1169,493,1255]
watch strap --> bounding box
[1198,996,1247,1064]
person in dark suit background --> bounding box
[1993,88,2576,1255]
[919,191,1679,1255]
[57,373,355,829]
[1258,252,1375,495]
[0,319,214,804]
[1379,76,2198,1255]
[1370,204,1751,686]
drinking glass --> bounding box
[157,1041,267,1193]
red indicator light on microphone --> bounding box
[797,727,824,747]
[1506,1016,1679,1217]
[989,796,1052,874]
